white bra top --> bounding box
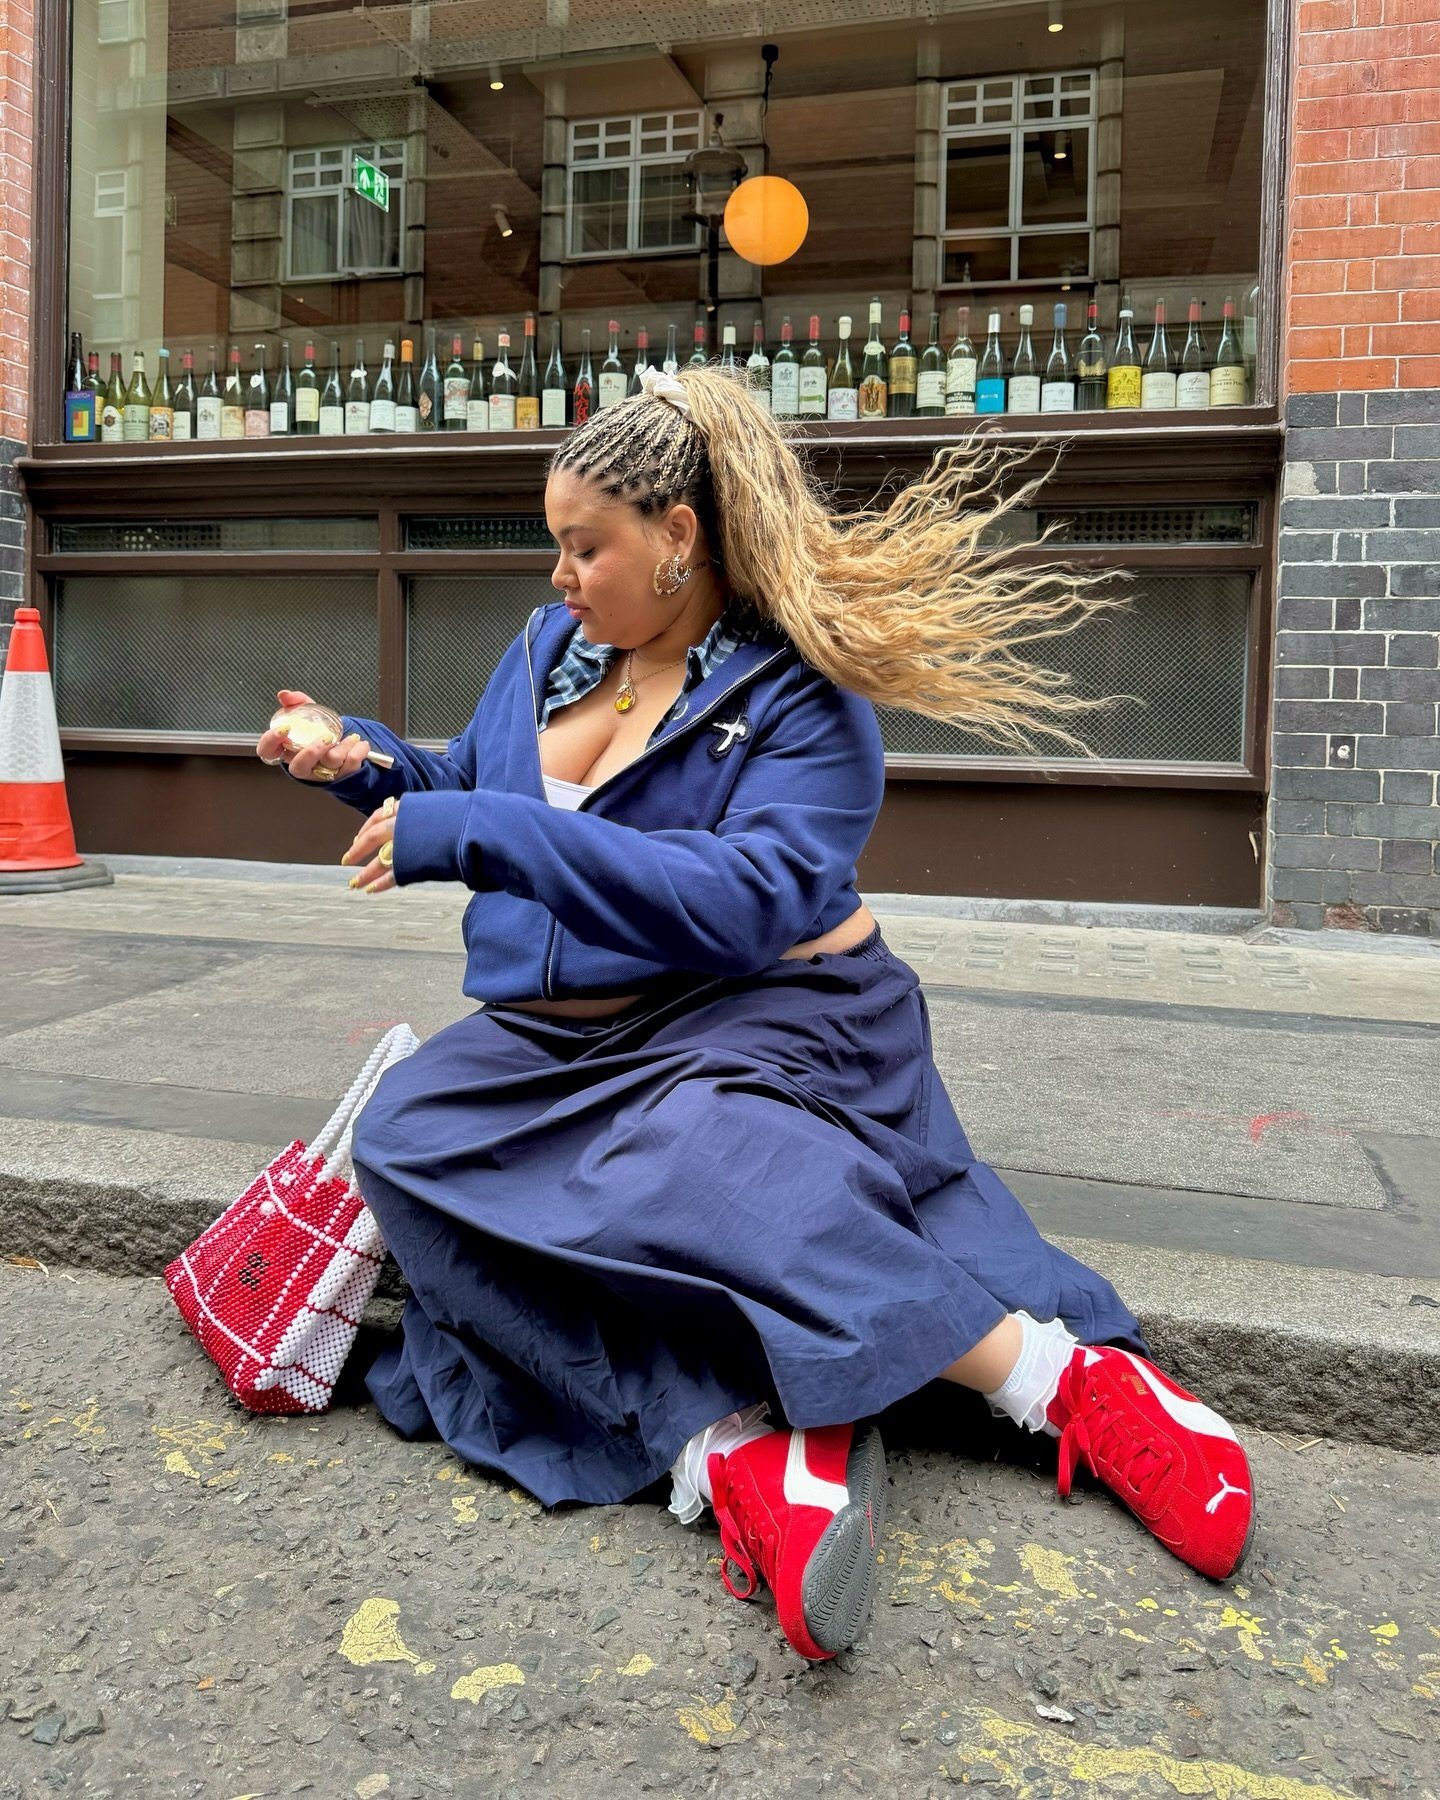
[542,773,592,811]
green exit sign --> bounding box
[353,155,390,212]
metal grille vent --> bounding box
[52,575,380,732]
[878,571,1252,764]
[1035,505,1255,545]
[51,519,379,554]
[406,516,554,551]
[406,574,554,739]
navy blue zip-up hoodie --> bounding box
[320,603,886,1003]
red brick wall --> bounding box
[0,0,33,451]
[1287,0,1440,394]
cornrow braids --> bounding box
[549,390,709,516]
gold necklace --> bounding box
[614,648,685,713]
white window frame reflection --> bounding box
[939,71,1097,287]
[285,143,406,282]
[566,111,703,260]
[93,169,130,302]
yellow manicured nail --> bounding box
[348,876,360,889]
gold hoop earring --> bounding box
[653,553,692,597]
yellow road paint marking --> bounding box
[676,1697,737,1744]
[451,1662,525,1704]
[1369,1621,1399,1640]
[338,1599,437,1675]
[1218,1606,1266,1663]
[165,1451,201,1482]
[214,1585,236,1599]
[266,1452,294,1465]
[1138,1598,1160,1611]
[618,1654,656,1677]
[451,1495,478,1524]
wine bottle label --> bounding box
[444,378,469,421]
[418,392,436,427]
[889,356,917,397]
[516,396,540,430]
[269,401,290,432]
[395,405,419,433]
[798,367,827,412]
[244,410,271,438]
[172,411,192,441]
[827,388,858,421]
[573,387,592,426]
[945,358,977,414]
[771,365,800,415]
[148,407,173,440]
[1008,375,1041,414]
[344,400,369,433]
[1140,371,1177,410]
[319,405,345,436]
[369,399,396,431]
[975,378,1006,415]
[1040,381,1075,413]
[541,389,567,428]
[858,377,887,419]
[221,407,245,439]
[1175,370,1210,409]
[123,405,149,441]
[597,372,627,409]
[916,371,946,412]
[296,388,320,423]
[490,393,517,430]
[196,396,222,439]
[466,398,489,432]
[100,405,124,442]
[1106,366,1141,408]
[1209,365,1247,406]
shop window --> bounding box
[286,144,406,282]
[93,171,129,303]
[941,72,1095,287]
[567,112,703,259]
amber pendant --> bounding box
[614,684,636,713]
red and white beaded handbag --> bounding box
[163,1024,419,1415]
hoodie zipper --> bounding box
[524,611,562,1000]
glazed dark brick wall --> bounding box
[1272,389,1440,936]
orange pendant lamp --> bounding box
[722,174,809,266]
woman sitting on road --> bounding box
[255,366,1254,1666]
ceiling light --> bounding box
[489,64,505,90]
[494,205,513,238]
[1047,0,1064,30]
[1054,130,1069,160]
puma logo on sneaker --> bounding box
[1206,1473,1249,1514]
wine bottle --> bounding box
[344,339,369,435]
[746,321,771,413]
[975,312,1006,415]
[858,299,887,419]
[418,328,440,431]
[123,350,152,441]
[1075,302,1106,411]
[394,339,419,433]
[541,319,567,428]
[172,348,196,440]
[718,322,739,376]
[945,306,977,417]
[1039,304,1074,414]
[1242,283,1260,404]
[369,334,396,428]
[294,340,319,435]
[489,330,518,429]
[148,347,174,440]
[888,308,917,418]
[916,312,945,418]
[221,347,245,438]
[573,328,595,426]
[64,332,94,441]
[516,315,540,429]
[319,341,345,437]
[245,343,271,438]
[86,349,104,402]
[1141,300,1176,410]
[598,320,626,408]
[269,340,295,434]
[827,316,857,421]
[466,338,487,431]
[196,346,222,440]
[100,352,126,443]
[1105,300,1141,409]
[1176,301,1210,410]
[1209,298,1247,407]
[443,335,469,430]
[662,323,680,378]
[771,317,799,419]
[628,326,652,398]
[799,314,827,417]
[688,320,708,367]
[1008,304,1041,413]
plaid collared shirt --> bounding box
[539,612,753,737]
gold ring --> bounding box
[378,840,393,867]
[310,767,337,783]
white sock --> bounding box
[982,1311,1080,1437]
[667,1404,773,1525]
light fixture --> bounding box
[1047,0,1064,30]
[488,63,505,90]
[494,205,512,238]
[1054,130,1070,161]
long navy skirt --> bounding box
[351,931,1144,1507]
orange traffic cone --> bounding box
[0,607,112,892]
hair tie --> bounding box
[638,365,691,418]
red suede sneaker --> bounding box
[708,1423,885,1662]
[1047,1345,1256,1581]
